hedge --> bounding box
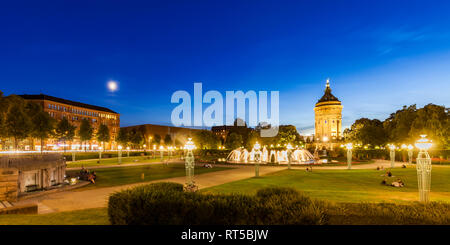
[108,182,450,225]
[108,183,328,225]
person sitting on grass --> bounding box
[386,171,392,177]
[381,178,387,185]
[88,173,96,184]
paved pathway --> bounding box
[15,159,407,214]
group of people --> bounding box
[79,168,97,184]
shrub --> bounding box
[108,183,327,225]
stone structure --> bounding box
[0,154,66,201]
[314,79,343,149]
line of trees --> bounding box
[0,91,111,152]
[344,104,449,149]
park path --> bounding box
[16,164,285,214]
[15,159,405,214]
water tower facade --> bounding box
[314,79,343,147]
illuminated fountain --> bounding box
[227,144,315,164]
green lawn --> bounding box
[66,155,174,168]
[67,163,232,190]
[203,165,450,203]
[0,208,109,225]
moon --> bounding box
[107,80,118,92]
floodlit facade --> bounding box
[18,94,120,151]
[314,80,343,148]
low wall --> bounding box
[0,168,19,202]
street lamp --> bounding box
[98,146,103,161]
[118,145,123,164]
[153,145,156,159]
[184,138,196,190]
[346,143,353,170]
[143,144,146,153]
[415,135,433,202]
[253,141,261,177]
[408,144,414,165]
[126,146,130,157]
[159,145,164,162]
[286,143,293,170]
[389,144,396,168]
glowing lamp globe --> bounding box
[408,144,414,150]
[159,145,164,150]
[184,138,196,151]
[323,136,329,142]
[126,146,130,150]
[118,145,123,150]
[153,145,156,150]
[401,144,407,149]
[254,141,261,150]
[415,135,432,151]
[346,143,353,150]
[286,143,293,150]
[389,144,396,150]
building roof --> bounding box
[19,94,118,114]
[316,79,340,104]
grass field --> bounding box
[203,165,450,203]
[66,155,174,168]
[67,163,233,190]
[0,208,109,225]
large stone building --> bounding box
[314,79,343,149]
[19,94,120,150]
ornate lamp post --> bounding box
[253,141,261,177]
[72,148,76,162]
[415,135,433,202]
[159,145,164,162]
[346,143,353,170]
[408,144,414,165]
[143,144,146,154]
[184,138,196,190]
[98,146,103,161]
[389,144,396,168]
[126,146,130,157]
[153,145,156,159]
[286,143,293,170]
[168,146,172,160]
[118,145,123,164]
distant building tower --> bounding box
[314,79,343,148]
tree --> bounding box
[129,128,144,148]
[5,103,32,150]
[31,110,55,153]
[346,118,387,147]
[164,134,173,146]
[97,124,110,149]
[408,104,449,148]
[225,132,243,150]
[55,117,76,152]
[79,118,93,151]
[116,128,130,147]
[193,130,219,149]
[152,134,161,146]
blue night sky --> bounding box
[1,0,449,135]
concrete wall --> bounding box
[0,154,66,198]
